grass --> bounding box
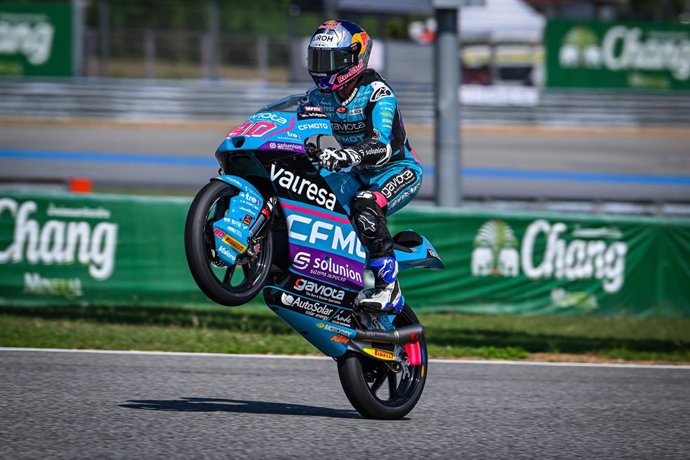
[0,305,688,363]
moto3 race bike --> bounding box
[184,94,444,420]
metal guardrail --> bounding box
[2,79,690,127]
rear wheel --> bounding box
[337,304,428,419]
[184,180,273,306]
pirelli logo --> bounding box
[363,347,396,361]
[223,235,247,253]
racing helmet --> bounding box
[307,19,372,92]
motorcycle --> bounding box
[184,94,444,420]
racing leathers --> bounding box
[308,69,423,312]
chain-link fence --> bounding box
[83,28,292,81]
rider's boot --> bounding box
[358,256,404,314]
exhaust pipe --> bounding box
[354,324,424,345]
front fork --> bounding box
[245,196,277,258]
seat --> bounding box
[393,230,423,253]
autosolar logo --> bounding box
[280,292,334,319]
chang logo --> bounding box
[0,199,118,280]
[0,16,55,65]
[558,24,690,80]
[471,219,628,293]
[471,220,519,277]
[560,26,602,69]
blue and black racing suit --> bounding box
[308,69,423,260]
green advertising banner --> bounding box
[1,190,689,317]
[0,3,72,77]
[391,208,690,317]
[545,20,690,90]
[0,191,211,307]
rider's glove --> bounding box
[319,148,362,172]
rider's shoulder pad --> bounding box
[369,81,395,103]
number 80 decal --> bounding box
[226,121,276,138]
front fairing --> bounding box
[215,94,334,156]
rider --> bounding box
[305,19,423,314]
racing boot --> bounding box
[358,256,404,314]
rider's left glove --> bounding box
[319,148,362,172]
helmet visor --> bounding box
[308,47,356,73]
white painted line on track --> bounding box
[2,347,689,370]
[0,347,330,360]
[429,358,690,370]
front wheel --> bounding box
[184,180,273,306]
[337,304,428,419]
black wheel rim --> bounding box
[202,188,271,293]
[361,314,426,408]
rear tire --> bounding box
[337,304,428,419]
[184,180,273,306]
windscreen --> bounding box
[259,94,305,113]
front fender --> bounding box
[210,175,265,265]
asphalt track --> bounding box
[1,349,689,459]
[1,122,689,202]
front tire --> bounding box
[337,304,428,419]
[184,180,273,306]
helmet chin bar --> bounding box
[311,64,364,93]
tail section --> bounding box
[391,230,445,271]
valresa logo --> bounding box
[270,164,337,210]
[286,214,366,259]
[294,277,345,302]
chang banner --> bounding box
[1,190,689,317]
[0,3,72,77]
[0,191,211,307]
[391,209,690,318]
[545,20,690,90]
